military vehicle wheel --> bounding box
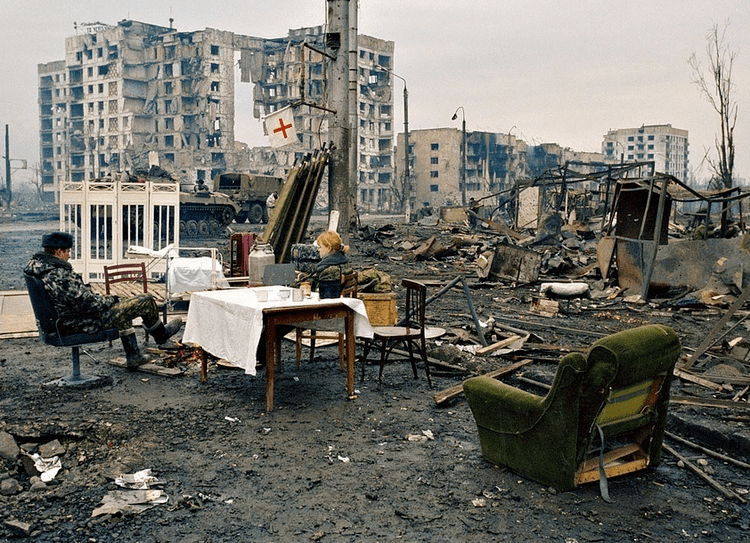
[209,220,221,236]
[221,207,234,225]
[186,220,199,237]
[249,203,264,224]
[234,212,247,224]
[179,220,187,234]
[198,220,210,236]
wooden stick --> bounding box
[662,443,746,503]
[665,431,750,470]
[432,359,533,406]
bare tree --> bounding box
[689,21,737,190]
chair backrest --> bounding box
[23,273,59,335]
[402,279,426,329]
[263,263,296,286]
[341,272,358,298]
[104,262,147,295]
[576,324,681,448]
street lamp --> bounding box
[376,65,410,222]
[506,125,516,190]
[451,106,466,205]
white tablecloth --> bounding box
[168,256,229,296]
[182,286,374,375]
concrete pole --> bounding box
[4,125,11,208]
[326,0,357,240]
[403,85,410,222]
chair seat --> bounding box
[42,328,120,347]
[361,279,432,387]
[373,326,422,340]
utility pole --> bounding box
[452,107,466,205]
[326,0,358,239]
[402,84,410,222]
[4,125,11,209]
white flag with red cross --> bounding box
[263,106,297,148]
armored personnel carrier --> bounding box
[179,188,240,237]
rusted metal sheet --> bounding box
[615,239,649,292]
[614,182,671,244]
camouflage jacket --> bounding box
[294,250,351,289]
[24,252,117,334]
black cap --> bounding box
[42,232,74,249]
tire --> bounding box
[179,220,187,235]
[220,207,234,225]
[249,203,264,224]
[209,219,221,236]
[186,220,199,237]
[234,212,247,224]
[198,220,210,236]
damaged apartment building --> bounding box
[37,19,396,209]
[38,20,258,202]
[401,128,613,212]
[244,27,396,212]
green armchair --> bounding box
[462,324,681,492]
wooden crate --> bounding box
[357,292,397,326]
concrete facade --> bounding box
[602,124,689,182]
[38,20,395,209]
[38,21,258,202]
[399,128,531,210]
[247,27,396,213]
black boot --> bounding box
[145,318,183,345]
[120,329,152,370]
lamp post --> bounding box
[376,65,410,222]
[452,107,466,205]
[506,125,516,190]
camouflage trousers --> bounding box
[103,294,160,331]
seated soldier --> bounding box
[23,232,182,370]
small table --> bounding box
[182,286,374,411]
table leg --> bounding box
[346,310,355,396]
[199,347,208,383]
[266,319,276,411]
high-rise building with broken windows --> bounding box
[400,128,530,209]
[38,20,261,202]
[246,27,396,212]
[602,124,689,182]
[38,19,396,210]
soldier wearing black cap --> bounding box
[24,231,182,369]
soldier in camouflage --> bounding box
[23,232,182,370]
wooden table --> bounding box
[182,287,373,411]
[263,303,356,411]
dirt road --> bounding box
[1,217,748,542]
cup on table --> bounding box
[300,282,312,298]
[278,289,291,300]
[255,290,268,302]
[292,288,303,302]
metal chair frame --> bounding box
[24,273,119,386]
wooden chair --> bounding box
[24,273,119,387]
[103,262,152,341]
[462,324,681,497]
[295,271,358,370]
[360,279,432,387]
[104,262,148,296]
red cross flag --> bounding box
[263,105,297,148]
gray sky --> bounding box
[2,0,748,186]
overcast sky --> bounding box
[2,0,748,186]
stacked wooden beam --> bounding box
[259,145,331,264]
